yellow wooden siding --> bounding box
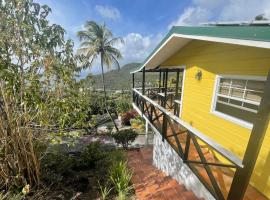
[161,40,270,198]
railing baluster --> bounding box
[167,117,184,157]
[191,134,225,200]
[183,133,191,162]
[161,112,167,141]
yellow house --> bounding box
[131,25,270,200]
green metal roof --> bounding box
[130,25,270,73]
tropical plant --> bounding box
[130,118,145,130]
[98,182,112,200]
[116,98,132,115]
[0,0,80,191]
[77,21,124,131]
[121,109,138,126]
[112,129,138,150]
[109,161,132,199]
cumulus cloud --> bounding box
[169,7,211,27]
[95,5,121,20]
[169,0,270,27]
[115,33,162,66]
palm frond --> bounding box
[77,20,123,70]
[104,46,122,59]
[105,37,124,46]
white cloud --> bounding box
[95,5,121,20]
[115,33,162,66]
[169,7,211,27]
[80,33,162,76]
[169,0,270,27]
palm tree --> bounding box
[77,21,123,131]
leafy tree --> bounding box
[0,0,80,190]
[77,21,123,131]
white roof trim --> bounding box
[131,33,270,74]
[174,33,270,49]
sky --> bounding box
[36,0,270,76]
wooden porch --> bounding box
[131,67,270,200]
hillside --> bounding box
[91,63,161,90]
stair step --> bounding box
[127,146,201,200]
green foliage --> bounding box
[41,148,75,185]
[99,182,112,200]
[116,98,133,115]
[79,142,106,168]
[109,161,132,199]
[112,129,138,150]
[130,118,145,130]
[0,0,82,190]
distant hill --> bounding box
[91,63,139,90]
[91,63,162,90]
[90,63,177,90]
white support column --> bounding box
[145,121,149,146]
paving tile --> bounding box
[127,146,200,200]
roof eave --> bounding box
[130,27,270,74]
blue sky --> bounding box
[36,0,270,76]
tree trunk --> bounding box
[100,53,119,132]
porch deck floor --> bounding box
[127,147,201,200]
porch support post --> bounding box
[132,73,135,88]
[163,69,168,108]
[159,69,162,93]
[142,68,145,95]
[174,70,180,115]
[228,71,270,200]
[132,73,135,102]
[162,71,166,92]
[145,121,149,146]
[161,69,168,142]
[141,68,146,116]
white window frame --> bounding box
[210,74,266,130]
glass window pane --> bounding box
[219,86,229,95]
[246,91,263,102]
[216,103,256,124]
[231,79,246,89]
[243,103,259,111]
[229,99,242,106]
[231,88,244,98]
[220,78,231,86]
[217,96,229,103]
[247,80,265,91]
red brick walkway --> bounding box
[127,146,201,200]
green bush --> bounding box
[78,142,106,169]
[130,118,145,130]
[112,129,138,150]
[109,161,132,199]
[116,98,132,115]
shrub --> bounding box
[130,118,145,130]
[79,142,106,169]
[112,129,138,150]
[116,99,132,115]
[109,161,132,199]
[121,109,138,126]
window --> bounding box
[212,75,266,128]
